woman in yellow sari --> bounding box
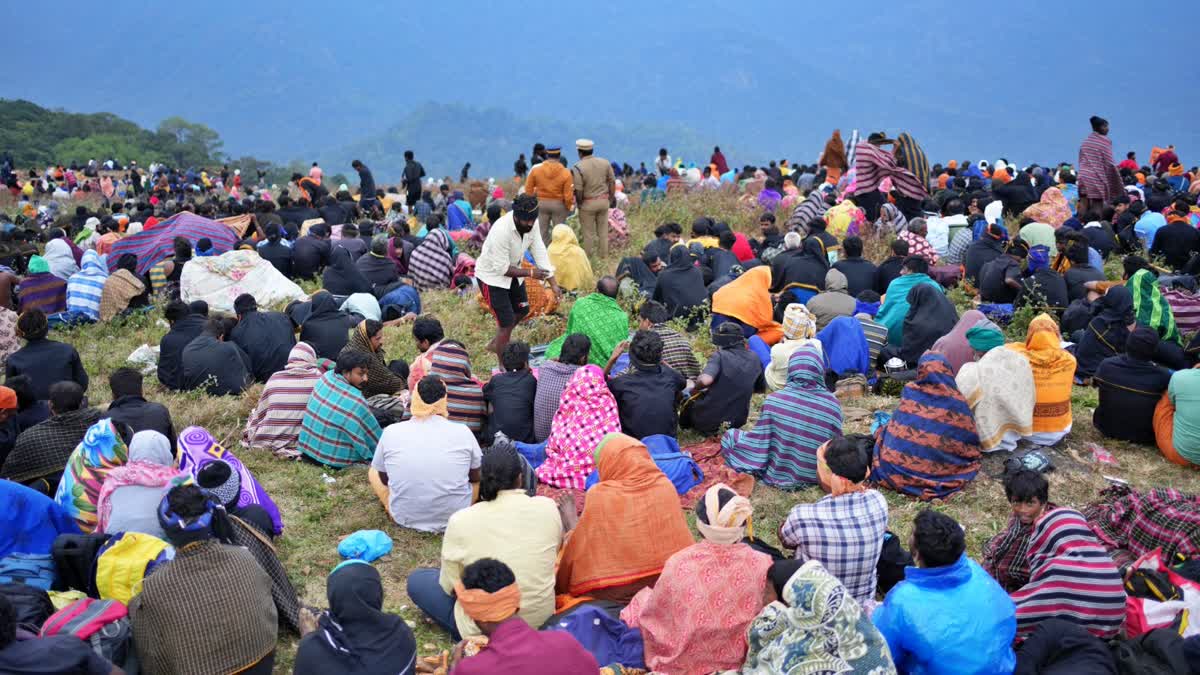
[1006,314,1076,445]
[547,224,595,292]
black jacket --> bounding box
[833,257,878,297]
[276,206,320,227]
[608,363,686,439]
[292,293,359,360]
[5,339,88,401]
[181,335,252,396]
[1017,269,1069,312]
[257,241,293,278]
[356,253,400,288]
[158,314,207,391]
[105,395,176,445]
[874,256,905,294]
[963,238,1005,286]
[230,310,296,382]
[1150,221,1200,271]
[292,235,331,279]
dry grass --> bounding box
[56,190,1200,672]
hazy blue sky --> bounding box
[4,1,1198,172]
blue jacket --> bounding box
[872,553,1016,675]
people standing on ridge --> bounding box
[1077,116,1123,215]
[403,150,425,210]
[524,146,573,237]
[351,159,378,214]
[572,139,616,258]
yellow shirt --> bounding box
[438,489,563,636]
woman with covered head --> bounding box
[1094,326,1172,446]
[711,265,785,345]
[546,224,594,292]
[876,282,959,370]
[1007,314,1077,445]
[95,430,186,538]
[322,245,373,298]
[340,319,408,400]
[872,352,983,500]
[130,485,278,675]
[243,341,333,458]
[722,343,842,489]
[99,252,148,320]
[294,561,416,675]
[955,325,1036,452]
[556,433,694,604]
[742,559,897,674]
[653,244,707,323]
[1073,285,1134,381]
[409,227,455,290]
[16,255,67,315]
[535,364,620,489]
[621,484,772,674]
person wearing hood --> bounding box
[322,245,373,299]
[771,237,828,312]
[94,429,183,538]
[292,223,332,280]
[182,317,253,396]
[995,169,1039,217]
[230,294,296,382]
[355,234,400,287]
[100,252,149,321]
[806,268,856,329]
[878,282,959,370]
[16,254,67,315]
[1073,286,1135,381]
[1094,327,1172,446]
[62,249,108,323]
[546,224,594,292]
[294,562,416,675]
[43,231,79,280]
[653,244,707,326]
[291,291,360,360]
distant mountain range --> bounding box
[321,102,766,182]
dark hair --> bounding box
[597,275,619,298]
[109,367,144,399]
[166,484,210,519]
[901,255,928,275]
[501,342,530,372]
[233,293,257,315]
[8,375,37,410]
[759,212,776,224]
[693,486,736,524]
[189,300,209,317]
[1005,469,1049,503]
[362,319,384,339]
[944,199,965,216]
[824,435,873,483]
[0,593,14,649]
[891,239,910,256]
[629,329,663,366]
[1123,255,1151,279]
[486,203,502,224]
[479,442,523,501]
[335,350,371,375]
[1090,115,1107,132]
[718,230,736,249]
[912,509,965,568]
[560,333,592,365]
[843,236,863,257]
[172,236,192,261]
[16,309,48,340]
[639,300,669,325]
[856,290,881,303]
[49,381,85,413]
[461,557,516,593]
[417,374,447,404]
[200,317,226,338]
[412,316,444,344]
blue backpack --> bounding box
[583,435,703,494]
[0,553,56,590]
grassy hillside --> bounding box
[46,190,1200,671]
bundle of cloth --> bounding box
[181,249,308,312]
[108,212,238,274]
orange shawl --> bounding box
[1006,313,1076,433]
[711,266,784,344]
[556,434,694,596]
[821,130,848,171]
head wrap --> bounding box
[712,321,746,348]
[196,460,241,508]
[966,326,1005,353]
[411,383,449,418]
[695,483,754,544]
[1169,163,1184,177]
[1126,326,1160,361]
[513,199,539,222]
[157,493,218,549]
[453,580,521,623]
[0,386,15,410]
[27,255,49,274]
[1028,245,1050,272]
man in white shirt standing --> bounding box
[476,194,560,358]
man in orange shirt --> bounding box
[524,147,573,239]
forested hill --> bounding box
[0,99,224,170]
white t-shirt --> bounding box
[371,415,481,532]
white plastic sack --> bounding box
[181,249,308,313]
[127,344,159,376]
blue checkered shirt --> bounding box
[780,489,889,603]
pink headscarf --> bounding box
[535,365,621,489]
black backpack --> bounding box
[51,533,111,597]
[0,582,54,630]
[1111,629,1189,674]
